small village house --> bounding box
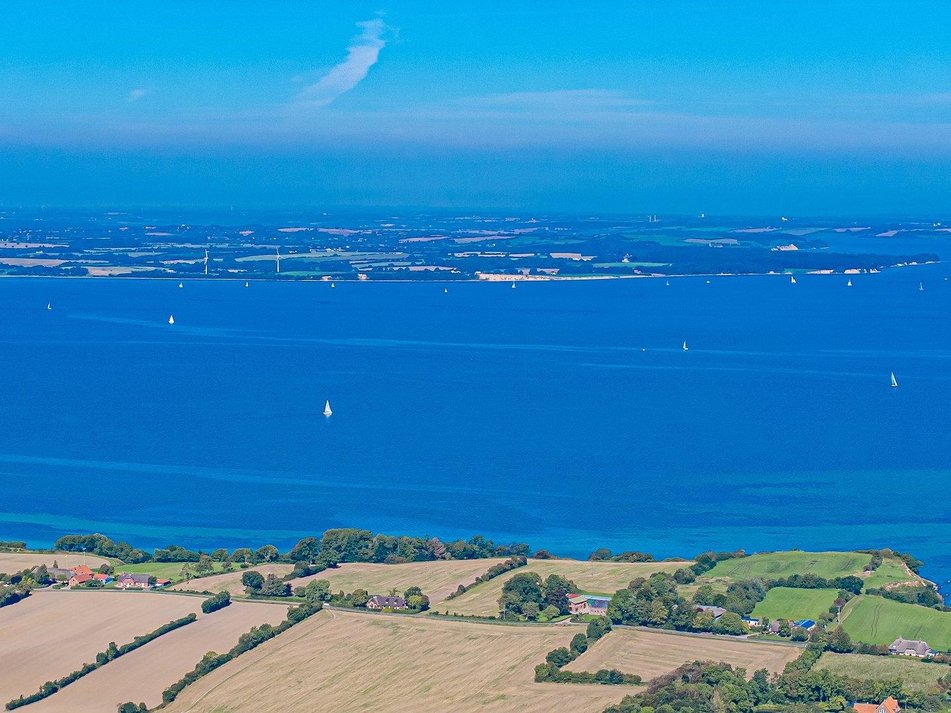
[67,565,95,588]
[568,594,611,616]
[116,573,153,590]
[695,605,727,620]
[367,595,407,610]
[888,638,935,657]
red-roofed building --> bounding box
[68,572,93,587]
[854,696,901,713]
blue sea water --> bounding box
[0,270,949,590]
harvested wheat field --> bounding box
[443,559,686,616]
[170,564,294,596]
[0,590,202,704]
[563,628,803,681]
[289,558,509,604]
[0,551,110,574]
[28,600,289,713]
[163,611,629,713]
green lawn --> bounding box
[702,551,871,581]
[814,652,948,692]
[842,595,951,651]
[114,561,231,583]
[751,587,839,621]
[864,559,920,589]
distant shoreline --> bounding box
[0,259,938,284]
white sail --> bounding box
[244,281,249,288]
[444,287,448,293]
[511,281,516,288]
[682,340,688,352]
[790,275,797,284]
[168,314,175,325]
[323,400,333,417]
[890,372,898,388]
[847,279,852,287]
[665,280,670,286]
[919,282,925,291]
[331,282,336,288]
[46,303,51,311]
[178,282,183,289]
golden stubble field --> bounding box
[27,600,289,712]
[162,610,630,713]
[288,558,510,604]
[563,628,803,680]
[0,591,202,704]
[442,559,687,616]
[0,552,110,573]
[170,564,294,596]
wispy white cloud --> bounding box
[295,18,388,108]
[126,88,148,103]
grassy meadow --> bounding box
[701,551,871,581]
[814,652,948,692]
[863,558,922,589]
[842,596,951,651]
[750,587,840,621]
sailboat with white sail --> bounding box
[847,279,852,287]
[168,314,175,325]
[890,372,898,388]
[790,275,797,284]
[682,340,688,352]
[323,400,333,417]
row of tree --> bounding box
[54,530,531,568]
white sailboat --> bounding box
[665,280,670,286]
[244,281,249,288]
[331,282,336,288]
[682,340,688,352]
[847,279,852,287]
[168,314,175,325]
[890,372,898,388]
[511,281,516,289]
[444,287,448,294]
[178,282,184,289]
[790,275,797,284]
[919,282,925,291]
[46,302,52,311]
[323,400,333,417]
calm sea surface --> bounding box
[1,271,949,589]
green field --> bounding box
[864,559,920,589]
[751,587,839,621]
[842,596,951,651]
[114,561,231,583]
[814,652,948,691]
[702,551,871,581]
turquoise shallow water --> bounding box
[0,270,949,590]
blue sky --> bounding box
[1,1,950,214]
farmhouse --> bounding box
[568,594,611,616]
[68,572,93,587]
[116,573,153,590]
[888,638,935,657]
[695,605,727,619]
[366,595,407,610]
[853,696,901,713]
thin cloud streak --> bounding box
[295,18,388,108]
[126,88,147,103]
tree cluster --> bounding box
[535,617,641,685]
[499,571,576,621]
